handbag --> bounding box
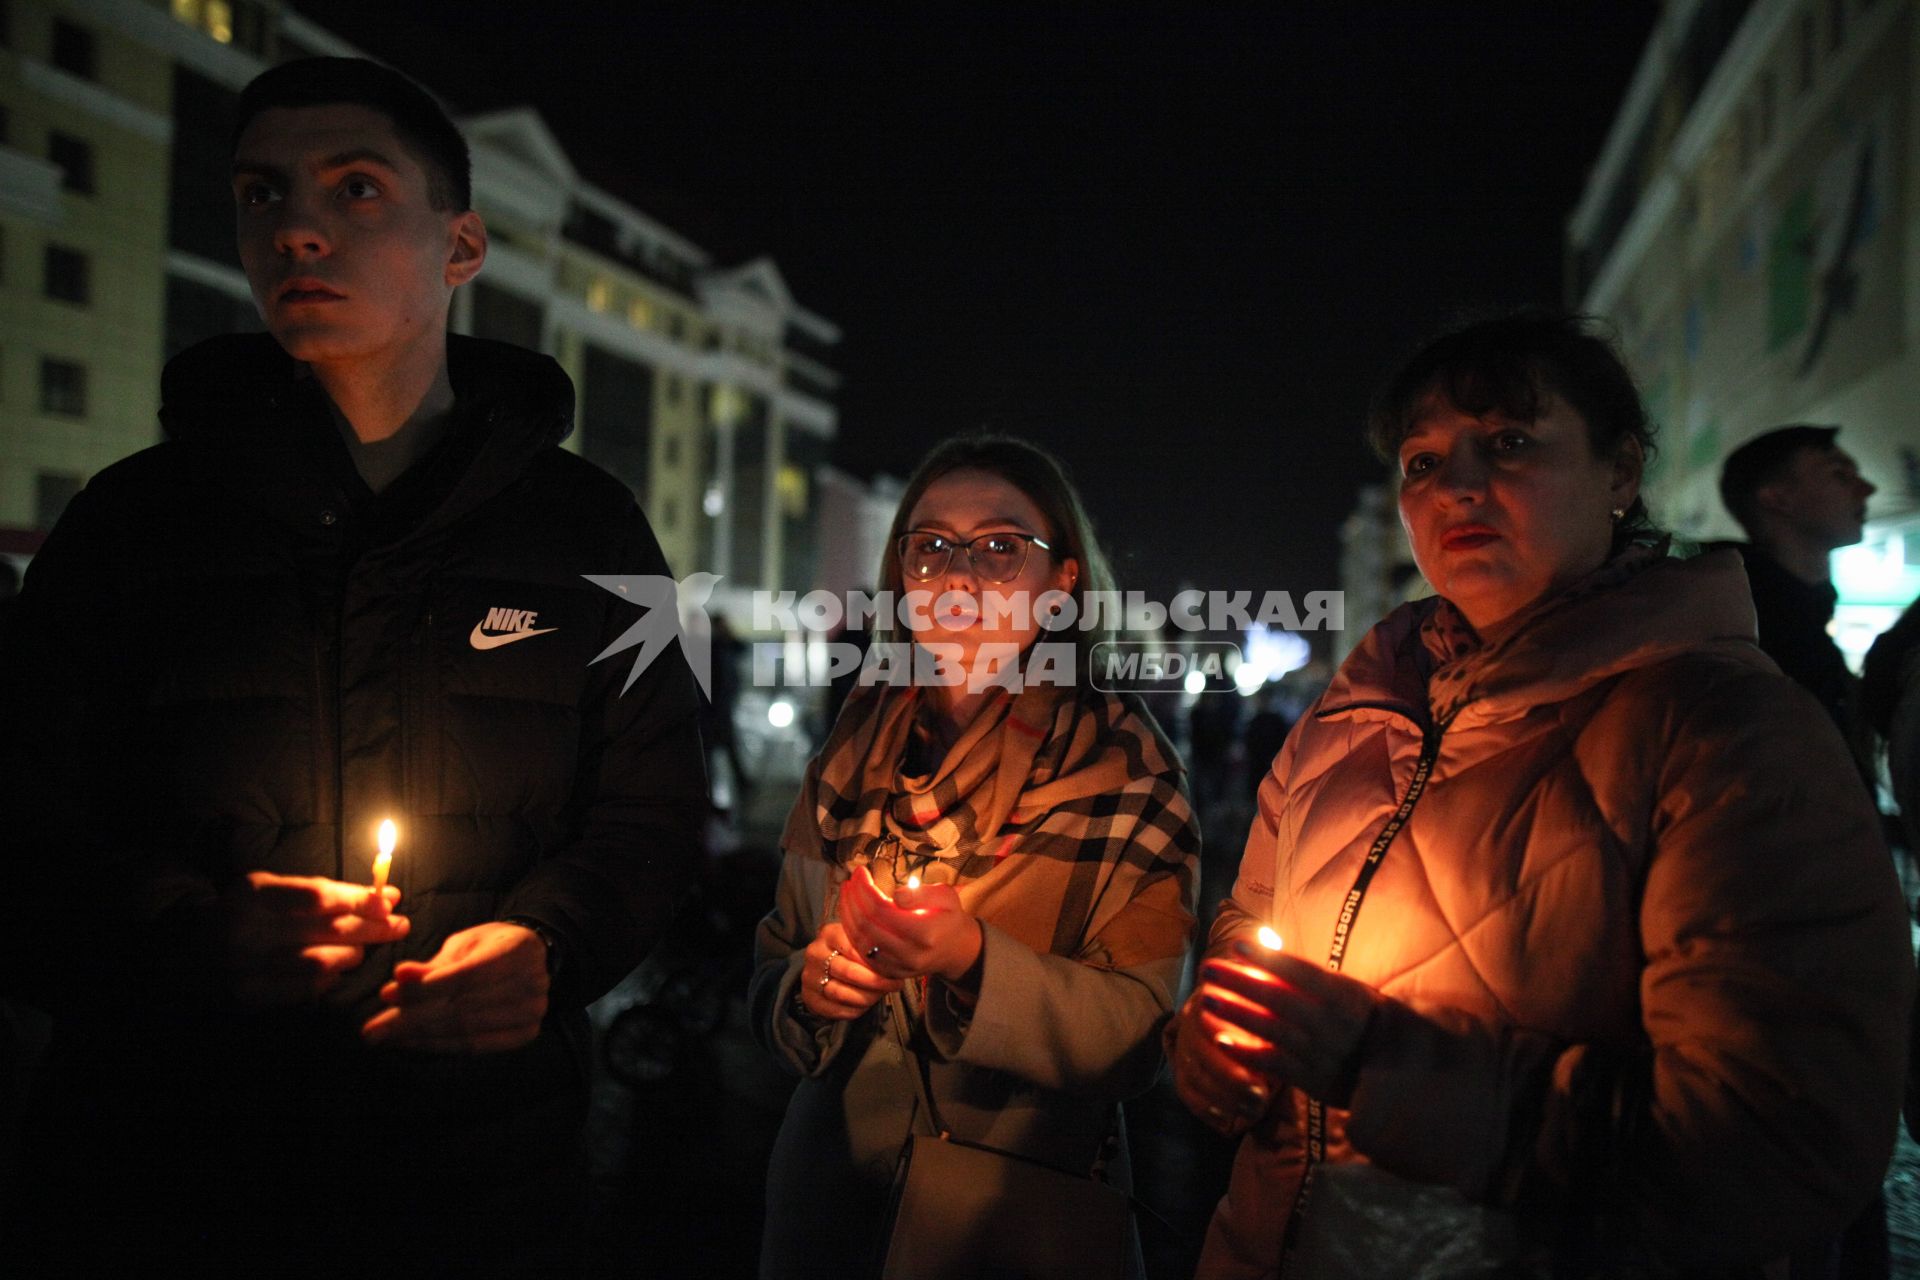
[874,994,1134,1280]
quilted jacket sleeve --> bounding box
[0,479,225,1012]
[1339,664,1911,1268]
[498,502,707,1007]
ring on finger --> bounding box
[866,944,882,961]
[821,955,834,988]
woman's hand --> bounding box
[1199,944,1381,1106]
[1170,983,1279,1137]
[798,920,902,1022]
[837,865,983,983]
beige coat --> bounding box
[1194,550,1911,1277]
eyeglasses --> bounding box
[897,530,1053,584]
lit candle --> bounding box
[370,819,396,907]
[1256,925,1283,952]
[906,874,921,891]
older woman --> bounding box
[751,434,1199,1278]
[1170,311,1910,1276]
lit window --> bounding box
[586,278,613,313]
[172,0,235,44]
[709,384,745,428]
[777,463,808,518]
[627,295,653,330]
[40,358,87,417]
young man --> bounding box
[3,58,706,1270]
[1719,424,1877,750]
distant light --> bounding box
[1233,662,1266,696]
[767,699,795,729]
[1833,535,1909,604]
[702,486,725,517]
[1183,669,1206,696]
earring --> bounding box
[1609,507,1626,521]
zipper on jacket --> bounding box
[1279,715,1449,1273]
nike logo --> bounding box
[470,606,558,650]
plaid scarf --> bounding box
[782,681,1198,968]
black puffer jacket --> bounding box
[4,333,706,1254]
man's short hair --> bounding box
[232,57,471,212]
[1720,424,1840,533]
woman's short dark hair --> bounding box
[1366,309,1662,546]
[232,58,471,212]
[876,434,1116,666]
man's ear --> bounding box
[446,210,487,288]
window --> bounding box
[170,0,269,54]
[168,66,241,264]
[35,471,83,531]
[43,245,89,304]
[40,358,87,416]
[51,19,97,80]
[49,133,94,195]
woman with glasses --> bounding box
[750,434,1199,1278]
[1167,310,1909,1276]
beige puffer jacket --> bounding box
[1195,549,1911,1277]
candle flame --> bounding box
[1257,925,1283,951]
[906,874,921,891]
[371,819,397,897]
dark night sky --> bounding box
[296,1,1659,615]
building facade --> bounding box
[1568,0,1920,661]
[0,0,840,600]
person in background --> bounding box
[1718,424,1878,774]
[1,58,706,1273]
[750,434,1198,1278]
[1169,310,1908,1277]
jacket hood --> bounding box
[1324,549,1765,730]
[160,332,575,448]
[157,332,577,540]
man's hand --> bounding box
[361,921,549,1054]
[221,870,408,1009]
[837,865,983,984]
